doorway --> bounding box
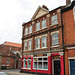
[53,60,61,75]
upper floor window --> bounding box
[52,15,58,25]
[36,22,40,31]
[42,19,46,29]
[36,38,40,49]
[41,36,47,48]
[28,40,32,50]
[29,25,32,34]
[25,27,28,35]
[52,33,59,46]
[24,41,27,50]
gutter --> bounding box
[61,8,65,75]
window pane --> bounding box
[36,38,40,48]
[24,41,27,50]
[42,36,46,47]
[43,62,48,69]
[36,22,40,31]
[29,25,32,33]
[28,58,31,68]
[25,27,28,35]
[24,58,26,68]
[42,19,46,29]
[34,62,37,68]
[52,33,59,46]
[52,15,58,25]
[38,62,42,69]
[28,40,32,50]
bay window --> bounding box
[36,22,40,31]
[36,38,40,49]
[52,14,58,25]
[52,33,59,46]
[41,36,47,48]
[28,40,32,50]
[29,25,32,33]
[42,19,46,29]
[25,27,28,35]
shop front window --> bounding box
[24,58,26,68]
[28,58,31,69]
[33,56,48,70]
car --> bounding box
[0,72,8,75]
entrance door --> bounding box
[70,59,75,75]
[54,60,61,75]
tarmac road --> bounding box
[0,69,36,75]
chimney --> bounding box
[66,0,71,5]
[42,5,49,10]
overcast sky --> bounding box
[0,0,73,44]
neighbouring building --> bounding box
[0,41,22,69]
[20,0,75,75]
[61,0,75,75]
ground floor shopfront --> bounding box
[20,52,64,75]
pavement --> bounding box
[0,69,36,75]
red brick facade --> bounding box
[0,41,21,69]
[21,5,65,75]
[62,1,75,75]
[21,0,75,75]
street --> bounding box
[0,69,36,75]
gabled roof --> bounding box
[4,41,21,48]
[31,5,49,21]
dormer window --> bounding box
[52,14,58,25]
[36,22,40,31]
[25,27,28,35]
[42,19,46,29]
[29,25,32,34]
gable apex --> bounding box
[31,5,49,21]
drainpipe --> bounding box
[61,7,65,75]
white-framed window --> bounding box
[24,41,27,50]
[29,25,32,34]
[41,36,47,48]
[52,33,59,46]
[33,56,48,70]
[36,38,40,49]
[52,14,58,25]
[42,19,46,29]
[36,22,40,31]
[28,40,32,50]
[24,58,26,68]
[25,27,28,35]
[27,58,31,69]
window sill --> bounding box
[50,22,59,27]
[34,27,47,32]
[51,45,59,48]
[34,47,48,50]
[33,68,48,70]
[26,68,31,70]
[24,50,32,51]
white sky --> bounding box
[0,0,73,44]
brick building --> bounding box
[21,4,65,75]
[61,0,75,75]
[0,41,22,69]
[20,0,75,75]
